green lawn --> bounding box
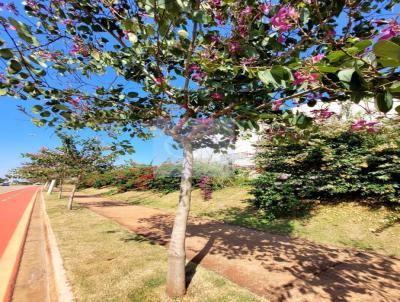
[81,186,400,257]
[45,194,265,302]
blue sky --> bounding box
[0,96,182,177]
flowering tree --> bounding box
[19,147,66,185]
[1,0,399,297]
[57,134,117,209]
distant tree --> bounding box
[57,134,117,209]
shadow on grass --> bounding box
[200,202,312,236]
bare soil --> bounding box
[75,193,400,302]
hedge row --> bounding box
[80,163,250,194]
[252,123,400,219]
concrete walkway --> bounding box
[75,194,400,302]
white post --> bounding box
[44,181,49,189]
[47,179,56,195]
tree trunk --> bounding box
[68,174,81,210]
[166,142,193,298]
[47,179,56,195]
[58,178,63,199]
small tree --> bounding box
[57,134,117,209]
[1,0,399,297]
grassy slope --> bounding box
[81,186,400,257]
[45,194,265,302]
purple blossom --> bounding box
[311,108,336,120]
[68,97,82,107]
[188,64,201,74]
[310,54,325,64]
[351,119,379,132]
[259,3,272,14]
[241,56,258,66]
[62,19,74,26]
[211,92,224,101]
[0,73,5,81]
[293,71,319,85]
[210,0,221,8]
[228,41,241,53]
[0,2,19,15]
[192,71,207,83]
[209,34,221,43]
[379,20,400,40]
[271,6,299,32]
[272,99,284,111]
[35,50,59,60]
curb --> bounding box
[0,188,38,302]
[40,191,74,302]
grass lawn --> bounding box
[81,186,400,257]
[45,194,265,302]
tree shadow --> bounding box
[185,236,215,289]
[129,213,400,301]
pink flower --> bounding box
[241,56,258,66]
[197,118,213,125]
[62,19,74,26]
[154,77,164,85]
[293,71,319,86]
[277,34,286,44]
[351,119,379,132]
[311,108,335,120]
[272,99,285,111]
[192,71,207,83]
[0,2,19,15]
[210,0,221,8]
[36,50,59,60]
[214,13,225,25]
[271,6,299,32]
[68,97,82,107]
[310,54,325,63]
[211,92,224,101]
[379,20,400,40]
[188,64,201,73]
[209,34,220,43]
[259,3,272,14]
[229,41,241,53]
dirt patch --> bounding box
[76,194,400,302]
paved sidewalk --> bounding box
[75,194,400,302]
[12,194,57,302]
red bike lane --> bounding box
[0,186,39,302]
[0,187,39,258]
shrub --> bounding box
[255,122,400,206]
[251,173,308,219]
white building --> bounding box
[194,99,400,168]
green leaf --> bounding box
[327,50,346,62]
[32,105,43,113]
[9,60,22,74]
[338,68,355,83]
[389,81,400,93]
[375,90,393,113]
[378,58,400,67]
[354,39,373,51]
[373,40,400,62]
[8,17,39,46]
[0,48,14,60]
[395,105,400,114]
[316,66,340,73]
